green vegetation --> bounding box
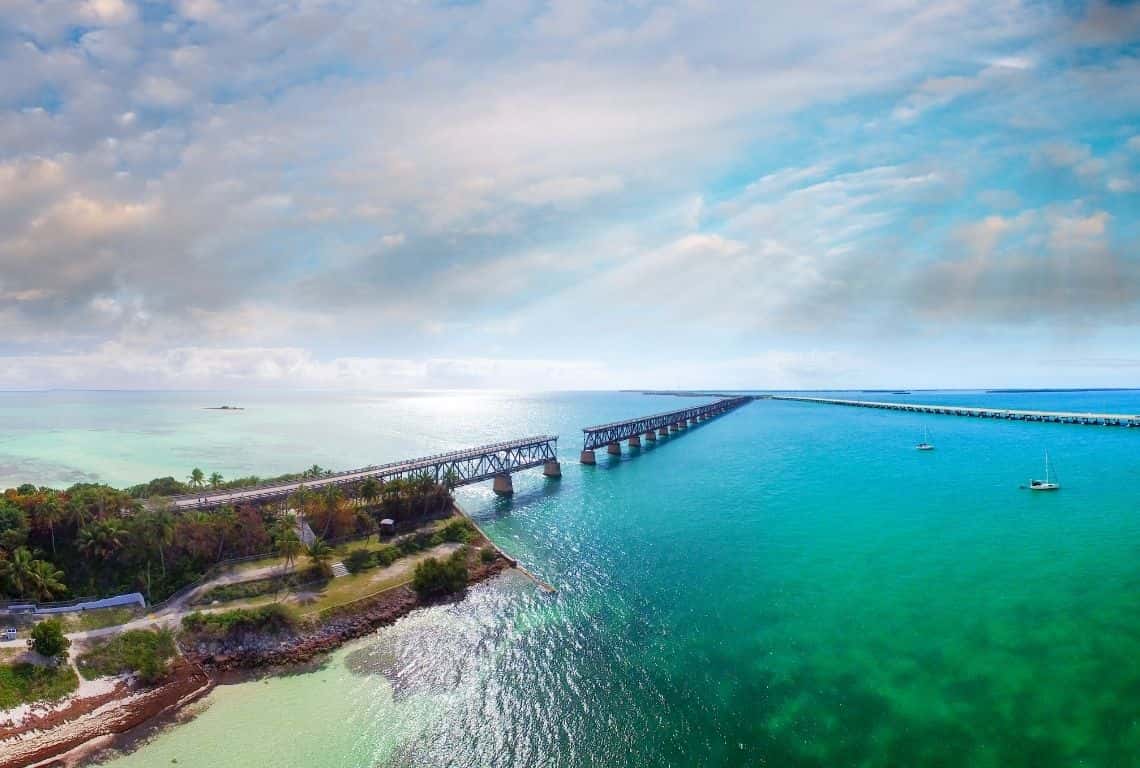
[76,629,177,683]
[191,569,322,606]
[29,619,70,662]
[181,604,295,638]
[480,546,497,563]
[1,469,455,605]
[64,606,141,633]
[0,662,78,708]
[412,549,469,597]
[343,518,475,574]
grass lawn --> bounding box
[0,662,79,709]
[58,607,142,633]
[75,629,177,682]
[292,543,462,619]
[192,569,324,606]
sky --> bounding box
[0,0,1138,390]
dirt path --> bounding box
[0,544,460,650]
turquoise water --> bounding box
[4,390,1140,766]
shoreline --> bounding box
[0,511,519,768]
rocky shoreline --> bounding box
[0,549,512,768]
[0,661,212,768]
[183,555,511,672]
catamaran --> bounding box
[1028,450,1060,491]
[916,426,934,451]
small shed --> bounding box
[379,518,396,536]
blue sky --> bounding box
[0,0,1138,389]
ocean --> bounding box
[3,389,1139,767]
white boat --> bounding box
[916,426,934,451]
[1028,450,1060,491]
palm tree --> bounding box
[78,520,125,562]
[306,537,333,576]
[359,477,381,508]
[37,496,64,556]
[320,485,343,538]
[307,464,323,478]
[188,468,205,488]
[273,524,302,572]
[143,509,176,577]
[208,472,224,490]
[27,559,67,601]
[212,505,236,562]
[0,547,36,596]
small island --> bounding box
[204,405,244,411]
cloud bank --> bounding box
[1,0,1138,388]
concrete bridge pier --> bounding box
[607,441,622,456]
[492,473,514,496]
[659,427,669,437]
[543,460,562,478]
[629,435,641,448]
[580,449,596,465]
[645,430,656,442]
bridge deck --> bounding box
[582,396,752,450]
[771,396,1140,427]
[168,435,558,510]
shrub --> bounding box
[192,568,321,605]
[0,663,78,708]
[76,629,176,683]
[479,547,497,564]
[411,549,468,598]
[432,517,474,545]
[29,619,70,662]
[181,604,294,637]
[344,548,376,573]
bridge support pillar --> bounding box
[645,430,656,442]
[607,441,622,456]
[492,473,514,496]
[543,460,562,478]
[580,449,596,465]
[660,427,670,436]
[629,435,641,448]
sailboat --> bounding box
[916,426,934,451]
[1028,450,1060,491]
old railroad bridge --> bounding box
[168,396,754,510]
[579,396,753,464]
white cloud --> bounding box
[134,75,192,107]
[513,175,624,206]
[0,345,613,390]
[1039,142,1107,178]
[82,0,135,26]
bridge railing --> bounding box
[166,435,560,509]
[582,396,751,450]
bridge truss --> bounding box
[581,396,752,451]
[168,435,559,510]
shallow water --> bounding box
[4,389,1140,766]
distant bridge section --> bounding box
[579,396,752,463]
[771,395,1140,427]
[168,435,561,510]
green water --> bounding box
[4,390,1140,766]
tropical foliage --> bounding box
[29,619,71,662]
[411,549,469,597]
[76,628,177,683]
[1,467,455,604]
